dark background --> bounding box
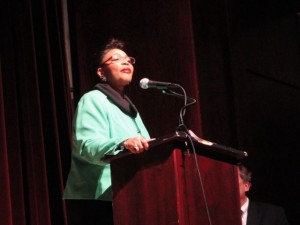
[1,0,300,224]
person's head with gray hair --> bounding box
[238,164,252,205]
[238,164,252,184]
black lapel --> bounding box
[94,83,138,118]
[247,201,262,225]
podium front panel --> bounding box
[110,141,241,225]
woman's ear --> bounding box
[97,67,107,82]
[97,67,103,77]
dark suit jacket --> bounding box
[247,201,289,225]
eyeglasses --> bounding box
[100,53,136,66]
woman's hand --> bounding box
[123,137,149,154]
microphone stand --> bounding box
[161,87,196,133]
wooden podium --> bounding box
[104,131,247,225]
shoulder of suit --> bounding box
[251,201,285,212]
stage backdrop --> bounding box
[1,0,201,225]
[1,0,300,225]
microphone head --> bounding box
[140,78,150,89]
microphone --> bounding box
[139,78,178,89]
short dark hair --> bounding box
[239,164,252,183]
[89,38,128,75]
[98,38,126,66]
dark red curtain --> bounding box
[2,0,300,224]
[1,0,202,224]
[1,0,72,224]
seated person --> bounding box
[238,164,289,225]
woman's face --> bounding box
[98,49,135,92]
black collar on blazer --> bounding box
[94,83,138,118]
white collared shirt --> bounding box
[241,197,249,225]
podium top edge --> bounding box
[101,131,248,162]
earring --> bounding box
[101,76,107,82]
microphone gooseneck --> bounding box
[139,77,196,131]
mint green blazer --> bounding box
[63,89,150,200]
